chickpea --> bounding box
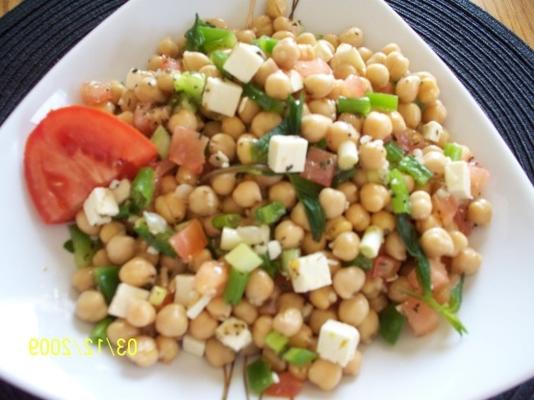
[343,351,363,376]
[358,309,379,343]
[265,70,292,100]
[325,216,352,241]
[252,316,273,348]
[367,51,387,65]
[302,233,327,254]
[289,324,314,349]
[409,190,432,220]
[420,227,454,258]
[301,113,332,142]
[386,51,409,81]
[155,304,188,337]
[119,257,155,287]
[333,63,357,80]
[233,300,258,325]
[319,188,348,219]
[203,120,222,137]
[93,249,110,267]
[371,211,395,233]
[205,338,236,367]
[339,294,370,327]
[134,77,166,103]
[272,38,300,69]
[423,100,447,124]
[158,37,179,57]
[395,75,421,103]
[331,231,360,261]
[126,299,156,328]
[189,311,218,340]
[254,174,284,188]
[268,181,297,209]
[188,186,219,216]
[72,268,95,292]
[236,134,258,164]
[326,121,358,151]
[252,15,273,37]
[254,58,280,87]
[338,182,358,203]
[370,293,388,313]
[75,210,100,235]
[155,193,187,224]
[246,269,274,306]
[236,29,256,43]
[176,166,198,186]
[147,54,165,70]
[337,113,363,132]
[360,183,390,213]
[290,202,311,230]
[333,267,365,299]
[222,196,243,214]
[309,309,337,334]
[309,286,338,310]
[309,359,343,391]
[449,230,468,257]
[159,175,177,194]
[272,16,299,33]
[209,173,236,197]
[263,347,287,372]
[468,198,492,225]
[251,111,283,137]
[75,290,108,322]
[451,247,482,275]
[359,139,387,170]
[416,213,442,233]
[304,74,335,99]
[339,26,364,47]
[107,319,139,345]
[275,220,305,248]
[117,111,134,125]
[366,63,390,89]
[209,133,236,160]
[207,297,233,321]
[418,77,440,104]
[156,336,179,364]
[345,204,371,232]
[128,336,159,367]
[278,293,305,313]
[398,102,422,129]
[363,111,393,140]
[168,109,198,131]
[161,255,186,274]
[272,308,303,337]
[388,276,411,303]
[194,261,228,296]
[289,363,309,380]
[422,151,448,176]
[182,51,211,71]
[308,98,337,120]
[231,181,262,208]
[106,235,136,265]
[384,231,407,261]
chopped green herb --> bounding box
[449,275,465,313]
[314,138,328,149]
[281,249,300,272]
[89,317,114,343]
[200,164,275,183]
[68,225,96,268]
[337,96,371,116]
[94,266,120,304]
[63,239,74,253]
[286,94,304,135]
[134,219,176,257]
[389,168,411,214]
[210,49,230,72]
[151,125,171,159]
[260,253,280,278]
[185,14,236,53]
[174,72,206,106]
[253,36,278,54]
[131,167,156,211]
[283,347,317,365]
[345,254,373,271]
[212,213,241,229]
[265,330,289,354]
[368,92,398,112]
[288,175,326,241]
[420,294,468,335]
[223,268,250,305]
[255,201,286,225]
[243,83,285,114]
[332,168,356,187]
[444,143,462,161]
[398,156,433,185]
[247,359,274,394]
[384,141,405,164]
[379,304,405,345]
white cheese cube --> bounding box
[445,160,472,200]
[174,275,200,307]
[287,70,303,93]
[223,43,265,83]
[187,294,213,319]
[215,318,252,352]
[337,140,359,170]
[143,211,168,235]
[317,320,360,367]
[359,225,384,259]
[202,77,243,117]
[288,252,332,293]
[315,40,334,62]
[422,121,445,143]
[268,135,308,173]
[237,225,270,246]
[221,227,243,250]
[83,187,119,226]
[267,240,282,260]
[108,283,149,318]
[183,335,206,357]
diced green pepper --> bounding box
[224,243,263,273]
[68,225,95,268]
[94,266,120,304]
[247,359,274,394]
[223,268,249,305]
[444,143,462,161]
[368,92,398,112]
[255,201,286,225]
[151,125,171,159]
[282,347,317,365]
[389,168,411,214]
[89,316,114,343]
[131,167,156,211]
[398,156,433,185]
[197,25,237,53]
[336,96,371,116]
[384,141,405,164]
[174,72,206,106]
[211,213,241,229]
[253,36,278,54]
[265,330,289,354]
[210,49,230,72]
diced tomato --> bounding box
[453,203,474,235]
[341,75,366,98]
[160,57,181,71]
[80,81,112,105]
[393,130,425,152]
[169,219,208,262]
[300,147,337,187]
[407,258,450,292]
[264,372,304,398]
[169,126,209,175]
[24,105,157,223]
[469,164,490,197]
[402,297,440,337]
[370,255,401,280]
[294,58,332,78]
[432,193,458,227]
[134,103,157,135]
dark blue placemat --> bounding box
[0,0,533,399]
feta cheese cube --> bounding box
[317,320,359,367]
[422,121,445,143]
[288,252,332,293]
[287,70,303,93]
[268,135,308,173]
[315,40,334,62]
[237,225,270,246]
[143,211,168,235]
[174,275,200,307]
[182,335,206,357]
[445,160,472,200]
[108,283,149,318]
[267,240,282,260]
[187,294,213,319]
[337,140,359,170]
[202,77,243,117]
[223,43,265,83]
[215,317,252,352]
[83,187,119,226]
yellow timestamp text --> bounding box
[28,337,137,357]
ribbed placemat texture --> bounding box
[0,1,533,399]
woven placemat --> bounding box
[0,0,533,399]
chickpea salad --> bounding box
[23,0,492,397]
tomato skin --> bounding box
[264,372,304,398]
[453,203,474,236]
[407,258,450,293]
[300,147,337,187]
[24,105,157,224]
[402,297,440,337]
[169,219,208,262]
[294,58,333,78]
[168,126,208,175]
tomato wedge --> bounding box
[168,126,209,175]
[264,372,304,398]
[300,147,337,187]
[169,219,208,262]
[24,105,158,224]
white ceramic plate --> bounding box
[1,0,534,399]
